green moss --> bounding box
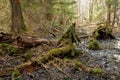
[38,45,74,64]
[94,31,100,39]
[9,46,19,55]
[23,53,32,62]
[74,59,82,70]
[91,68,103,74]
[1,43,19,55]
[1,43,10,49]
[88,39,101,50]
[12,69,20,77]
[58,23,79,45]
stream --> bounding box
[79,38,120,75]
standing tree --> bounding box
[112,0,119,27]
[106,0,111,27]
[10,0,26,35]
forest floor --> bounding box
[0,26,120,80]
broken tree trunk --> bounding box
[93,25,115,40]
[58,23,80,46]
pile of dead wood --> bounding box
[0,23,81,77]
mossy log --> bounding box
[93,26,115,40]
[0,45,75,77]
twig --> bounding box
[41,63,59,80]
[52,63,70,78]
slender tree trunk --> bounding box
[116,15,120,26]
[10,0,26,35]
[112,7,117,27]
[106,0,111,27]
[45,0,53,21]
[105,0,112,32]
[89,0,94,22]
[112,0,118,27]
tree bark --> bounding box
[10,0,26,35]
[112,0,118,27]
[105,0,112,33]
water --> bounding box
[82,38,120,61]
[78,38,120,74]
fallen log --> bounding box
[17,36,57,48]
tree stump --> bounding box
[93,26,115,40]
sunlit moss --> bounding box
[73,59,83,70]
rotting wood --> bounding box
[16,36,50,48]
[0,32,14,43]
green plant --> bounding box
[11,69,21,80]
[23,53,32,62]
[1,43,19,55]
[91,68,103,74]
[74,59,82,70]
[9,46,19,55]
[1,43,10,49]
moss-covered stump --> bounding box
[93,26,115,40]
[88,39,101,50]
[58,23,80,46]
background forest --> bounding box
[0,0,119,37]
